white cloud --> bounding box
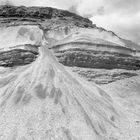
[90,11,140,43]
[0,0,79,9]
[76,0,105,16]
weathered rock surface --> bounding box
[0,5,94,28]
[55,49,140,70]
[0,49,37,67]
[0,5,140,140]
[69,67,138,85]
[0,5,140,85]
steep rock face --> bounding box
[0,7,139,85]
[0,5,140,84]
[48,28,140,84]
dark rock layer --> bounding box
[55,49,140,70]
[0,46,139,84]
[71,67,138,84]
[0,5,94,28]
[0,49,37,67]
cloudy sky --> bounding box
[1,0,140,44]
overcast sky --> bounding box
[1,0,140,44]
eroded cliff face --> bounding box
[0,25,42,67]
[0,11,140,84]
[42,22,140,84]
[0,24,129,140]
[0,6,140,140]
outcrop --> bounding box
[0,5,140,84]
[0,5,140,140]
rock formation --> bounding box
[0,5,140,84]
[0,5,140,140]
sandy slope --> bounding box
[101,74,140,140]
[0,43,133,140]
